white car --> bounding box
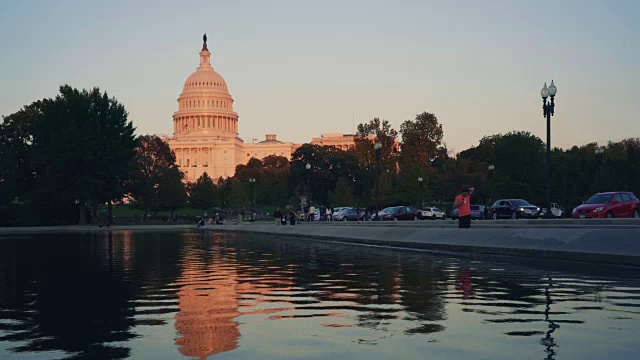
[422,207,447,220]
[540,203,564,218]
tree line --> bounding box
[1,85,638,225]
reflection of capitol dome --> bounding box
[172,38,238,136]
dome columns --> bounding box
[172,115,238,135]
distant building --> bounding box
[166,36,369,181]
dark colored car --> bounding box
[490,199,542,219]
[451,205,486,220]
[374,206,422,221]
[572,192,640,219]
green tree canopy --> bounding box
[399,112,443,175]
[188,172,217,210]
[125,135,184,219]
[30,85,136,224]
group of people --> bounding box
[196,213,224,228]
[273,209,298,226]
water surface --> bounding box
[1,231,639,359]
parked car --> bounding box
[333,207,362,221]
[450,205,486,220]
[540,202,565,218]
[572,192,640,219]
[422,207,446,220]
[490,199,542,219]
[373,206,422,221]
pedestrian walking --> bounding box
[453,187,475,228]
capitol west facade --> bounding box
[167,36,357,181]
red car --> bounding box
[572,192,640,219]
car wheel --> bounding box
[606,211,613,219]
[432,215,436,220]
[633,210,639,218]
[342,217,348,221]
[511,211,517,220]
[393,217,398,222]
[442,215,446,220]
[492,212,498,220]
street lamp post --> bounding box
[417,176,423,209]
[305,162,311,205]
[374,142,382,220]
[488,164,495,205]
[595,148,604,167]
[541,80,557,219]
[249,177,256,222]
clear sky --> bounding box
[1,0,638,153]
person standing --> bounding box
[308,204,315,222]
[274,209,281,225]
[453,187,475,228]
[289,210,296,226]
[325,206,332,222]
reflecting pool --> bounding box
[1,231,640,359]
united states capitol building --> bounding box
[166,35,357,181]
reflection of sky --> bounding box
[2,1,640,153]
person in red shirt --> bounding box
[454,187,475,228]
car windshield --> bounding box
[338,208,351,213]
[511,200,531,206]
[433,208,440,212]
[585,194,613,204]
[470,205,479,210]
[379,207,393,213]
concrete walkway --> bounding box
[1,220,639,266]
[209,221,640,266]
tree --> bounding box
[328,177,355,206]
[289,144,362,206]
[30,85,136,224]
[354,117,398,171]
[399,112,444,175]
[493,131,545,203]
[0,102,40,225]
[353,118,399,206]
[227,178,248,210]
[188,172,216,210]
[125,135,183,220]
[156,166,187,219]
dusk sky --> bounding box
[1,0,638,153]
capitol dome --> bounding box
[172,36,238,135]
[182,67,229,94]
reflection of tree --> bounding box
[541,276,559,360]
[398,257,448,335]
[0,232,136,358]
